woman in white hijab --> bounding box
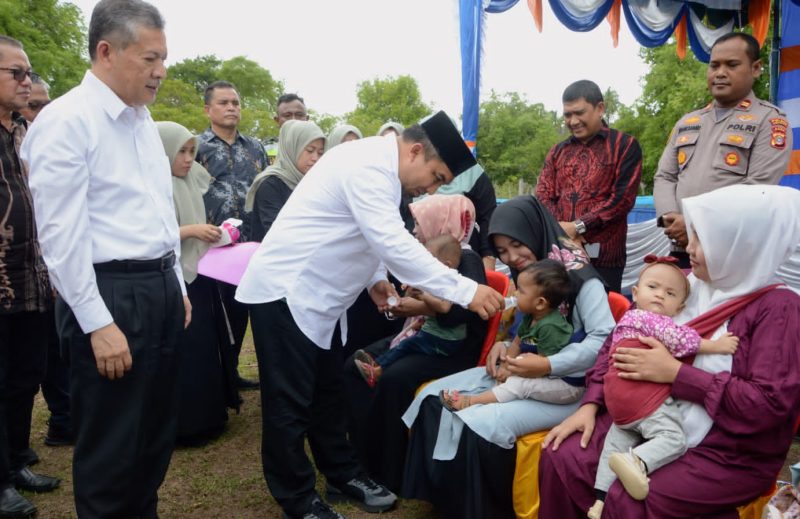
[245,120,325,242]
[326,124,362,151]
[538,184,800,518]
[157,121,239,446]
[377,121,404,137]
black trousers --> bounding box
[217,281,249,369]
[57,268,184,519]
[0,311,49,486]
[250,301,360,516]
[41,308,71,435]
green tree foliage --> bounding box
[602,87,621,125]
[167,55,222,94]
[310,111,341,136]
[476,91,563,186]
[614,44,707,191]
[150,55,284,140]
[346,75,432,136]
[148,78,207,133]
[0,0,87,97]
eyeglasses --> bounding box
[0,68,40,82]
[27,100,50,111]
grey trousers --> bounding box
[492,376,585,405]
[595,397,687,492]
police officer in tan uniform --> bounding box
[654,32,791,266]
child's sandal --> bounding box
[355,359,378,388]
[439,389,469,412]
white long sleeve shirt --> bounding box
[235,135,478,349]
[21,70,184,334]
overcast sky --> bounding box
[71,0,649,120]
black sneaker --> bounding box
[282,496,345,519]
[327,474,396,513]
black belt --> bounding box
[94,251,176,273]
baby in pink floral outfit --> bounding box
[588,255,739,519]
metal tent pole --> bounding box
[770,0,782,103]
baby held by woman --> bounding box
[587,255,738,518]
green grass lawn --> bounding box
[19,328,800,517]
[23,330,438,518]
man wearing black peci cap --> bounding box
[236,110,504,519]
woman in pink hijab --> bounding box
[342,194,488,493]
[408,194,476,246]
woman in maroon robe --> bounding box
[539,184,800,518]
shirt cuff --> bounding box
[72,296,114,335]
[582,384,605,407]
[368,264,388,289]
[671,363,714,404]
[451,277,478,308]
[579,213,599,232]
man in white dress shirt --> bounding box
[21,1,190,517]
[236,111,504,519]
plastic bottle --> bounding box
[504,296,517,309]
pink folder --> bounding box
[197,241,260,286]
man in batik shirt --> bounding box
[196,80,267,390]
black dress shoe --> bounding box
[44,425,74,447]
[236,376,259,390]
[12,467,60,493]
[0,486,36,518]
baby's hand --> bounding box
[494,363,511,383]
[712,333,739,355]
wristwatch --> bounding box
[573,219,587,235]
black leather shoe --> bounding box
[44,424,74,447]
[0,486,36,518]
[12,467,60,493]
[236,376,259,390]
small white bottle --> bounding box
[387,296,399,307]
[504,296,517,309]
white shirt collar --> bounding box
[82,70,149,123]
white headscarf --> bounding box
[377,121,404,136]
[245,120,324,211]
[676,184,800,446]
[326,124,362,151]
[680,184,800,316]
[156,121,212,284]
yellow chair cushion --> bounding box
[513,430,549,519]
[737,489,775,519]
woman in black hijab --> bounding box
[401,196,615,519]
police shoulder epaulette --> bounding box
[757,98,785,114]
